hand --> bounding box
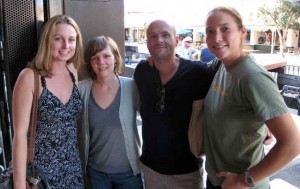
[263,129,274,145]
[216,171,248,189]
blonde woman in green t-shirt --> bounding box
[204,6,300,189]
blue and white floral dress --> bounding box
[34,71,83,189]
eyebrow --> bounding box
[206,22,231,31]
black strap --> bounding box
[214,59,222,74]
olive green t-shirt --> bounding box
[204,55,288,189]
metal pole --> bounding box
[0,40,13,169]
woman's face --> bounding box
[90,46,116,79]
[51,23,77,63]
[205,11,246,64]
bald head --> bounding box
[146,20,176,37]
[145,19,177,61]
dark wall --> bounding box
[64,0,125,79]
[0,0,43,166]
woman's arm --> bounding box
[249,112,300,182]
[218,113,300,189]
[12,68,35,189]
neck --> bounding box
[51,61,68,75]
[223,51,247,69]
[154,56,179,84]
[94,74,119,87]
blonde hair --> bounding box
[206,6,244,30]
[84,36,123,80]
[29,15,83,77]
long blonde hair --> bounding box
[29,15,83,77]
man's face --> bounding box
[146,20,176,60]
[184,40,193,48]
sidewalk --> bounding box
[267,137,300,188]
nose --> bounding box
[95,57,104,65]
[215,31,223,42]
[62,39,69,48]
[157,35,164,43]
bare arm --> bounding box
[217,113,300,189]
[12,68,35,189]
[250,113,300,182]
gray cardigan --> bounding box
[77,76,141,175]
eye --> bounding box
[221,27,229,33]
[54,36,62,41]
[206,29,215,36]
[68,38,76,43]
[104,54,111,58]
[91,56,99,61]
[162,32,171,38]
[147,34,156,39]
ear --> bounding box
[241,27,247,39]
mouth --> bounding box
[213,44,227,49]
[98,67,107,71]
[155,44,166,49]
[59,50,70,55]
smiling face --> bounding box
[205,9,246,65]
[51,23,77,63]
[90,46,115,79]
[146,20,177,61]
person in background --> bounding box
[12,15,84,189]
[134,19,215,189]
[176,36,199,60]
[78,36,143,189]
[204,6,300,189]
[200,47,216,63]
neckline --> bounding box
[42,85,75,107]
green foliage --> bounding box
[258,0,300,30]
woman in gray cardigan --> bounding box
[78,36,143,189]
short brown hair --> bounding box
[84,36,123,80]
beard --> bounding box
[149,45,175,61]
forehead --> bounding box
[95,46,112,54]
[147,21,173,35]
[205,11,236,28]
[54,23,76,35]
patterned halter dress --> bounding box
[33,70,84,189]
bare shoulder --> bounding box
[13,68,35,95]
[15,68,35,86]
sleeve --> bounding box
[244,71,289,121]
[191,62,215,99]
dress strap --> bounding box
[41,76,46,88]
[41,66,76,87]
[65,65,76,84]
